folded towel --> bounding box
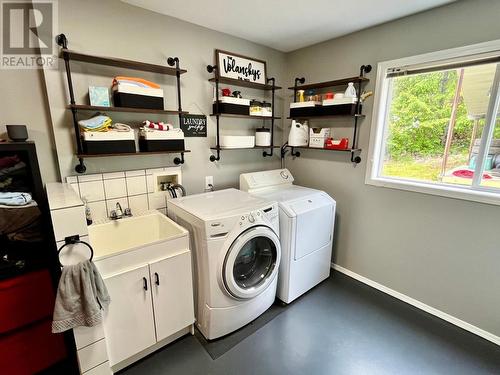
[113,76,160,89]
[0,192,32,206]
[143,120,173,131]
[78,115,112,132]
[52,260,110,333]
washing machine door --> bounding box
[223,226,281,299]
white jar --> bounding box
[255,127,271,146]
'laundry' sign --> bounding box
[181,114,207,137]
[216,50,267,85]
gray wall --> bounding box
[42,0,286,193]
[285,0,500,336]
[0,69,59,184]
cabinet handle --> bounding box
[154,272,160,286]
[143,277,148,291]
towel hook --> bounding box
[57,235,94,267]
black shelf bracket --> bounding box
[75,157,86,173]
[206,64,217,73]
[208,64,221,162]
[290,147,301,158]
[173,152,185,165]
[293,77,305,103]
[167,57,183,115]
[350,150,362,164]
[360,64,372,77]
[263,77,276,157]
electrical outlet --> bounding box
[205,176,214,191]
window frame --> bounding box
[366,39,500,206]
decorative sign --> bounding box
[181,114,207,137]
[216,49,267,85]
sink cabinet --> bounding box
[103,251,194,366]
[102,265,156,366]
[150,252,194,342]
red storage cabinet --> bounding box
[0,269,55,334]
[0,319,67,375]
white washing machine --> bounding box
[240,169,336,304]
[167,188,281,340]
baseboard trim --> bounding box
[331,263,500,347]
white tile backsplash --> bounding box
[148,192,167,210]
[128,194,148,214]
[79,180,105,202]
[103,171,125,180]
[103,178,127,199]
[125,170,145,177]
[67,167,176,220]
[126,175,147,195]
[77,173,102,182]
[87,201,107,221]
[146,174,155,193]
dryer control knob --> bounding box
[280,171,289,179]
[248,213,255,223]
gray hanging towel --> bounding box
[52,259,110,333]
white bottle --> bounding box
[345,82,357,98]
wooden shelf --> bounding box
[61,50,187,75]
[211,113,280,120]
[288,76,369,90]
[209,77,281,90]
[68,104,187,115]
[77,150,191,158]
[288,114,365,120]
[210,146,280,151]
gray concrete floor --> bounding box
[122,272,500,375]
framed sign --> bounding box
[181,114,207,137]
[216,49,267,84]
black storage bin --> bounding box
[319,104,360,116]
[82,140,136,154]
[139,139,185,152]
[113,92,164,110]
[213,102,249,115]
[290,106,321,118]
[290,103,360,118]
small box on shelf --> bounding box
[325,138,349,150]
[309,128,331,148]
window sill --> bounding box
[366,176,500,206]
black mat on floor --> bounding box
[194,301,287,359]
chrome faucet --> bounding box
[109,202,132,220]
[115,202,124,218]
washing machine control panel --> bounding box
[238,205,279,228]
[207,204,279,237]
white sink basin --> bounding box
[88,211,187,259]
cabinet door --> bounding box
[149,251,195,341]
[102,265,156,366]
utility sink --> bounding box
[88,210,187,259]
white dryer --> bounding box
[240,169,336,304]
[167,189,280,340]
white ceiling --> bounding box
[123,0,454,52]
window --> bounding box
[366,40,500,205]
